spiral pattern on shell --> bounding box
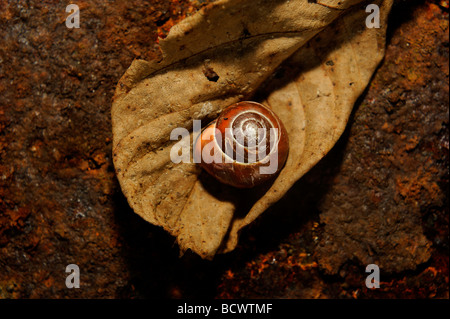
[194,101,289,188]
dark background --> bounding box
[0,0,448,298]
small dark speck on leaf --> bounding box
[326,60,334,66]
[203,66,220,82]
[242,27,251,38]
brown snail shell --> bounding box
[194,101,289,188]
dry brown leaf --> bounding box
[112,0,394,259]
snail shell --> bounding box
[194,101,289,188]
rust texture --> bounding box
[0,0,448,298]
